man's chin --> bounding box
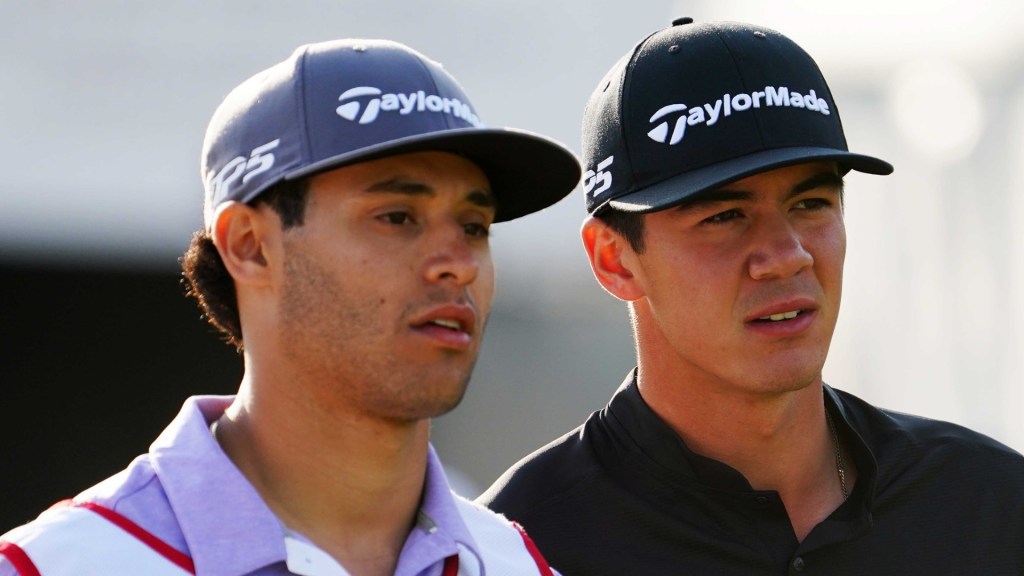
[382,377,471,423]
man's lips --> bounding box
[755,309,802,322]
[745,298,818,330]
[410,304,477,349]
[414,304,475,332]
[747,297,817,321]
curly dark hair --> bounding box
[180,179,310,349]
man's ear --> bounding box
[210,201,275,287]
[581,216,645,302]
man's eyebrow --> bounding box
[789,171,845,198]
[364,178,495,208]
[674,170,845,211]
[365,178,434,196]
[465,189,496,209]
[674,189,753,211]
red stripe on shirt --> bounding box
[513,522,554,576]
[78,502,196,574]
[0,541,42,576]
[442,554,459,576]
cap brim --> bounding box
[286,127,581,222]
[605,147,893,214]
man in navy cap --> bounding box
[479,18,1024,575]
[0,39,578,575]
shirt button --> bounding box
[792,557,806,572]
[754,496,770,508]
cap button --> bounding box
[672,16,694,26]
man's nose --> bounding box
[747,215,814,280]
[423,223,481,286]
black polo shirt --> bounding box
[479,371,1024,575]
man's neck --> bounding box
[213,374,430,576]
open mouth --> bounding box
[412,305,476,346]
[415,313,474,349]
[755,310,801,322]
[428,318,463,331]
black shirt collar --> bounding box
[599,369,753,490]
[594,368,876,539]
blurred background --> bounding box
[3,0,1023,528]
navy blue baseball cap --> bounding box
[201,39,581,227]
[582,18,893,215]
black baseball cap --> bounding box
[201,39,581,227]
[582,18,893,215]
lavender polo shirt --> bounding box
[0,396,484,576]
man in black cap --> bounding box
[0,39,578,575]
[479,18,1024,575]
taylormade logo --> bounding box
[647,86,831,145]
[336,86,482,127]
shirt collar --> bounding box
[392,445,480,576]
[149,396,286,576]
[822,384,879,518]
[599,370,876,547]
[601,369,879,499]
[148,396,480,576]
[600,370,751,489]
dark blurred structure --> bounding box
[0,261,242,530]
